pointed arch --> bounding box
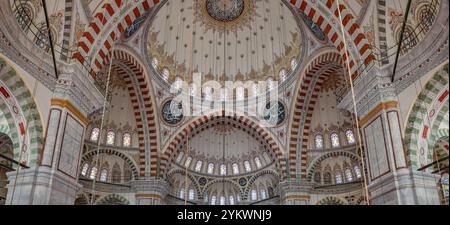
[160,111,287,179]
[107,48,159,178]
[404,64,449,169]
[0,56,43,167]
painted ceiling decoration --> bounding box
[146,0,304,85]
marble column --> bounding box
[6,64,103,205]
[133,179,170,205]
[339,68,440,205]
[278,181,312,205]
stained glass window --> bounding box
[185,157,192,168]
[122,133,132,147]
[211,196,217,205]
[331,133,340,148]
[220,164,227,176]
[345,169,353,182]
[279,69,287,82]
[180,188,185,199]
[207,163,215,174]
[314,172,321,183]
[81,163,89,176]
[354,166,362,179]
[100,169,108,182]
[315,134,324,149]
[229,196,235,205]
[220,196,226,205]
[324,172,332,184]
[176,152,184,163]
[244,161,252,172]
[90,128,100,142]
[188,189,195,200]
[335,174,343,184]
[251,189,258,201]
[442,173,449,198]
[89,167,98,180]
[260,189,267,200]
[151,57,159,68]
[255,157,262,169]
[346,130,355,144]
[232,163,240,175]
[162,68,170,82]
[195,161,203,172]
[291,58,298,71]
[106,131,115,145]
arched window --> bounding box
[81,163,89,176]
[346,130,355,144]
[345,168,353,182]
[315,134,324,149]
[244,161,252,172]
[106,130,115,145]
[354,165,362,179]
[89,167,98,180]
[220,196,226,205]
[179,188,185,199]
[220,164,227,176]
[237,195,241,202]
[291,58,298,71]
[100,169,108,182]
[314,172,321,183]
[112,164,121,183]
[188,189,195,200]
[254,157,262,169]
[90,128,100,142]
[251,189,258,201]
[122,133,132,147]
[324,172,332,184]
[162,68,170,81]
[232,163,240,175]
[184,157,193,168]
[210,196,217,205]
[330,133,340,148]
[441,173,449,198]
[279,69,287,82]
[335,174,343,184]
[151,57,159,68]
[260,189,267,200]
[266,77,275,91]
[176,152,184,163]
[207,163,215,174]
[195,161,203,172]
[229,196,235,205]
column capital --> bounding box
[131,179,170,205]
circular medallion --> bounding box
[199,177,208,186]
[239,178,247,187]
[162,99,184,125]
[206,0,245,22]
[263,101,286,126]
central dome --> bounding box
[206,0,244,22]
[146,0,303,87]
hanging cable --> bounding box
[335,0,370,205]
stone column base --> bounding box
[6,167,81,205]
[132,179,170,205]
[369,169,441,205]
[278,181,312,205]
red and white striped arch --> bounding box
[73,0,374,80]
[109,49,159,178]
[159,111,287,178]
[288,51,343,179]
